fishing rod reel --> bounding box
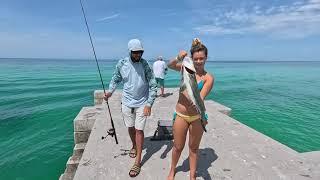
[101,128,116,140]
[100,100,119,144]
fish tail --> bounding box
[201,121,207,132]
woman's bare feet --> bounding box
[167,169,175,180]
[190,172,198,180]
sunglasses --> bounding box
[131,51,144,54]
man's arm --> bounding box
[143,60,157,107]
[164,62,168,75]
[108,60,123,94]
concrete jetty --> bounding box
[59,88,320,180]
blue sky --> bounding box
[1,0,320,61]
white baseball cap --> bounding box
[128,39,144,51]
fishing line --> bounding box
[79,0,118,144]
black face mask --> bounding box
[130,51,143,62]
[130,55,141,62]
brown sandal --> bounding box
[129,164,141,177]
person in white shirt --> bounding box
[153,56,168,97]
[104,39,157,178]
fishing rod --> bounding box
[79,0,118,144]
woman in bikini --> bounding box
[167,38,214,180]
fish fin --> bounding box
[180,83,186,92]
[202,123,207,132]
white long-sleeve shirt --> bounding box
[108,57,157,107]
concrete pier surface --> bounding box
[60,88,319,180]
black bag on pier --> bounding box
[150,120,173,141]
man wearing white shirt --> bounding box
[153,56,167,97]
[104,39,157,177]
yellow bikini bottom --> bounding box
[175,111,200,123]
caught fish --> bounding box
[180,57,207,132]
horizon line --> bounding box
[1,57,320,63]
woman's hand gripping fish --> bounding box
[179,57,207,132]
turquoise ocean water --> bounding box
[0,58,319,180]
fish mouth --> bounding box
[185,66,195,74]
[183,57,196,73]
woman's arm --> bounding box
[200,73,214,100]
[167,50,188,71]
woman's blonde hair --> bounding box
[190,38,208,57]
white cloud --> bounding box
[194,25,244,35]
[194,0,320,39]
[0,30,119,58]
[96,13,120,22]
